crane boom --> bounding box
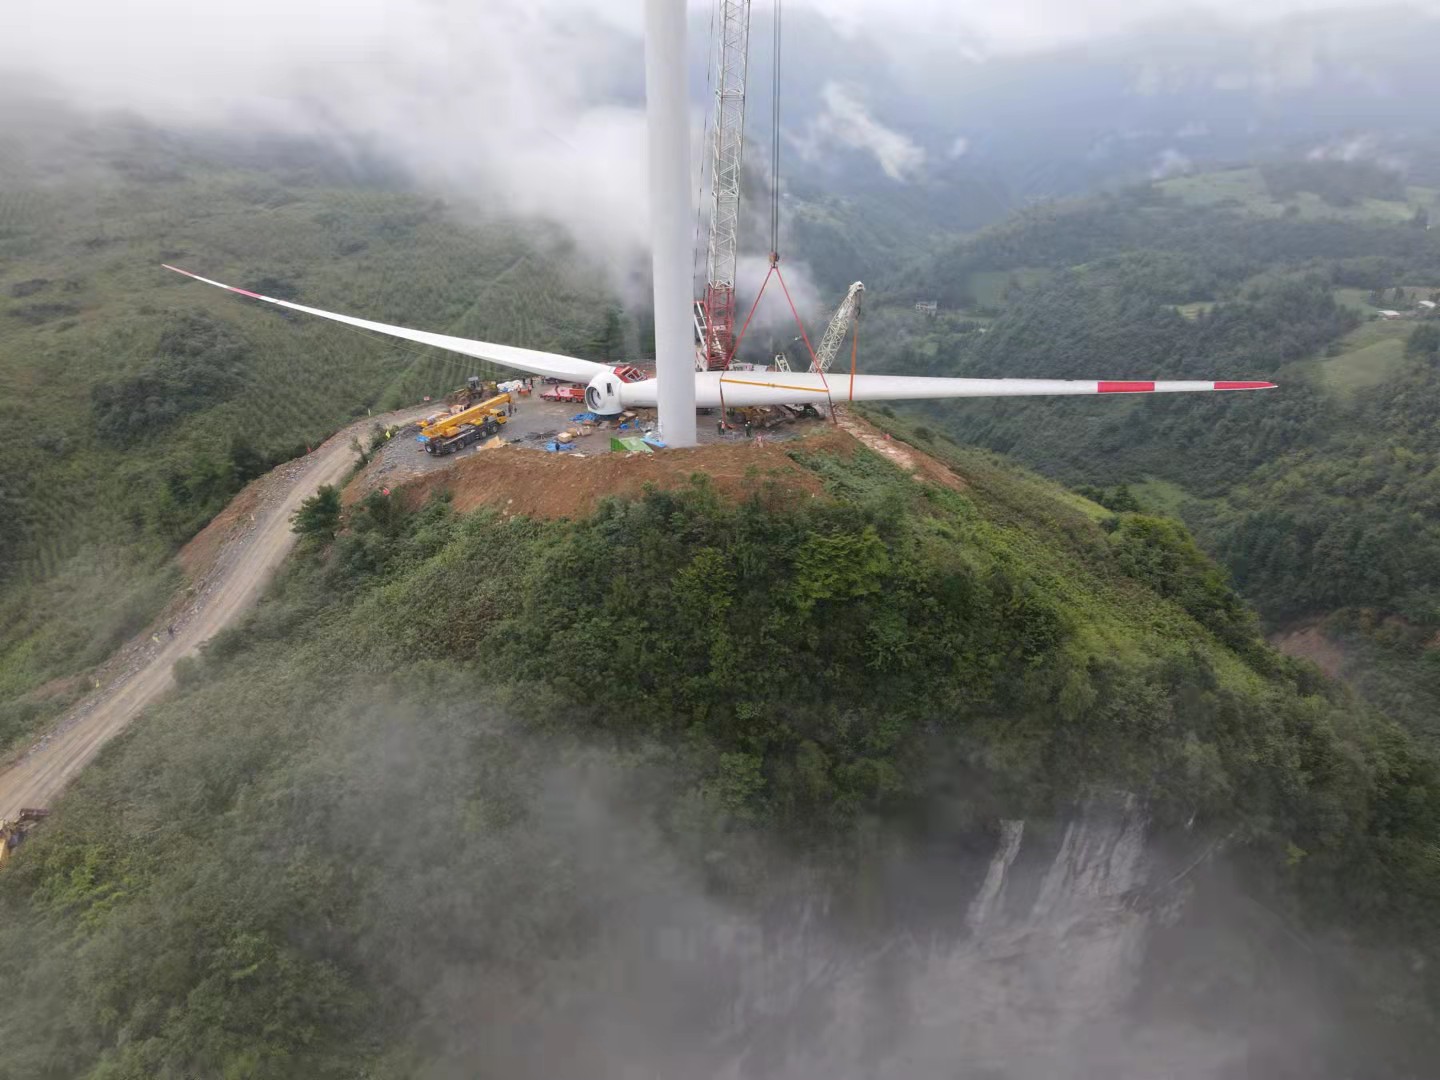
[810,281,864,374]
[418,394,511,440]
[697,0,752,371]
[770,282,864,374]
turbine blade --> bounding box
[162,265,606,383]
[162,266,1276,411]
[671,373,1275,408]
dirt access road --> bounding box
[0,407,426,822]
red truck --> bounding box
[542,384,587,403]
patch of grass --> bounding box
[1335,287,1382,312]
[968,267,1052,308]
[1335,286,1440,314]
[1320,337,1408,396]
[1130,477,1195,519]
[1160,167,1275,210]
[1159,167,1438,225]
[1317,320,1415,397]
[1176,301,1216,320]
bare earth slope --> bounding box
[0,408,424,820]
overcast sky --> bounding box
[819,0,1436,50]
[4,0,1428,118]
[2,0,1429,285]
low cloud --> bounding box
[1151,148,1193,179]
[795,82,927,182]
[730,253,828,360]
[1,0,653,273]
[1306,133,1377,163]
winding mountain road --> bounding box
[0,408,425,821]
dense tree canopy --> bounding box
[876,184,1440,737]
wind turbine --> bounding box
[162,0,1273,447]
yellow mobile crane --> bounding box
[418,393,512,456]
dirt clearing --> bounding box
[1271,621,1347,678]
[393,433,842,519]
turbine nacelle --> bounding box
[585,371,626,416]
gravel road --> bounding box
[0,407,425,821]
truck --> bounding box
[418,393,511,456]
[542,384,587,403]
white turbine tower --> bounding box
[644,0,697,446]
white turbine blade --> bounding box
[623,372,1275,408]
[162,265,606,383]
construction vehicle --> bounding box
[772,282,864,374]
[418,393,511,456]
[0,808,50,867]
[542,384,587,403]
[728,405,789,429]
[444,375,500,409]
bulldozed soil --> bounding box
[390,431,849,519]
[835,412,969,493]
[1269,620,1348,679]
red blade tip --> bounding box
[1214,381,1277,390]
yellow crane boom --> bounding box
[419,393,511,440]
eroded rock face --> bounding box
[430,798,1345,1080]
[702,799,1245,1080]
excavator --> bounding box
[418,393,512,456]
[445,374,500,409]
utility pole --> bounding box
[644,0,697,446]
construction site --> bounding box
[350,370,830,501]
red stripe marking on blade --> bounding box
[1097,381,1155,393]
[227,286,263,299]
[1214,381,1276,390]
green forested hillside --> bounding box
[0,429,1435,1078]
[875,172,1440,739]
[1158,162,1436,225]
[0,119,623,745]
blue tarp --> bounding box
[544,440,577,453]
[570,412,600,423]
[642,435,667,449]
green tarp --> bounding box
[610,436,652,453]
